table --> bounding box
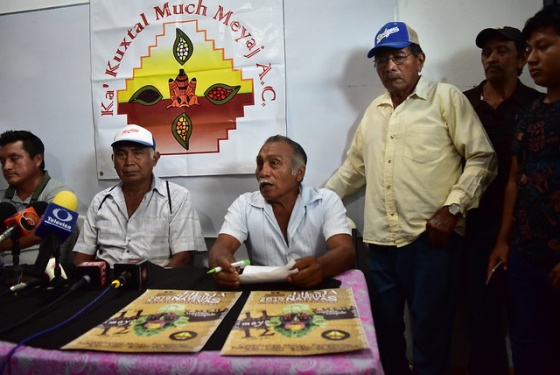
[0,267,383,374]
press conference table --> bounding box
[0,266,383,375]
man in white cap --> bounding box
[73,124,206,268]
[326,22,497,374]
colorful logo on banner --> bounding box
[118,23,254,154]
[91,0,286,178]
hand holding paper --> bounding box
[239,259,298,284]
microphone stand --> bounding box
[51,236,62,285]
[11,230,22,285]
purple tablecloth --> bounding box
[0,269,384,375]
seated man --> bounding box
[0,130,77,265]
[208,135,356,289]
[73,124,206,268]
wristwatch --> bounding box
[448,204,463,217]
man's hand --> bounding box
[207,234,242,289]
[486,242,510,282]
[288,256,324,288]
[549,262,560,290]
[209,255,241,290]
[425,206,460,247]
[165,251,193,268]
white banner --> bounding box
[91,0,286,178]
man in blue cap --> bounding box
[326,22,497,374]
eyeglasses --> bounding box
[374,53,412,68]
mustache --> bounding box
[259,178,272,187]
[383,73,402,80]
[485,63,503,72]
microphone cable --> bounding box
[0,276,92,336]
[0,280,113,374]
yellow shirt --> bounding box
[326,76,497,247]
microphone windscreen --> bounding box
[2,205,43,239]
[28,201,48,216]
[52,191,78,211]
[77,261,107,288]
[0,202,17,222]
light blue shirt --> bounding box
[73,176,206,267]
[219,185,351,267]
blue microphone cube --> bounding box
[34,203,79,243]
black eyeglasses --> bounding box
[374,53,412,68]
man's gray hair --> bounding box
[263,135,307,176]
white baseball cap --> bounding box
[111,124,155,149]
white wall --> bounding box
[0,0,545,238]
[398,0,543,90]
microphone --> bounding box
[0,202,47,243]
[34,191,79,242]
[9,258,76,293]
[76,261,108,288]
[112,259,150,289]
[0,202,17,230]
[33,191,79,277]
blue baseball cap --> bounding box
[367,22,420,58]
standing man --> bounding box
[0,130,76,265]
[73,124,206,268]
[463,26,542,375]
[209,135,355,289]
[488,5,560,375]
[326,22,497,375]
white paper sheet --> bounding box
[239,259,298,284]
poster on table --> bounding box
[62,290,241,352]
[90,0,286,178]
[221,288,369,356]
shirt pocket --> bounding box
[135,217,169,249]
[403,124,449,164]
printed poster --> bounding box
[62,289,241,353]
[90,0,286,178]
[221,288,369,356]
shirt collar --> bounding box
[113,174,166,198]
[250,184,321,208]
[380,75,427,106]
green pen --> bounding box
[207,259,250,274]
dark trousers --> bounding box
[368,232,462,375]
[464,221,509,375]
[509,246,560,375]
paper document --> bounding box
[62,290,241,353]
[221,288,369,356]
[239,259,298,284]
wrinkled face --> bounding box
[481,37,525,83]
[0,141,42,188]
[526,26,560,90]
[374,47,425,97]
[255,141,304,203]
[112,143,159,186]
